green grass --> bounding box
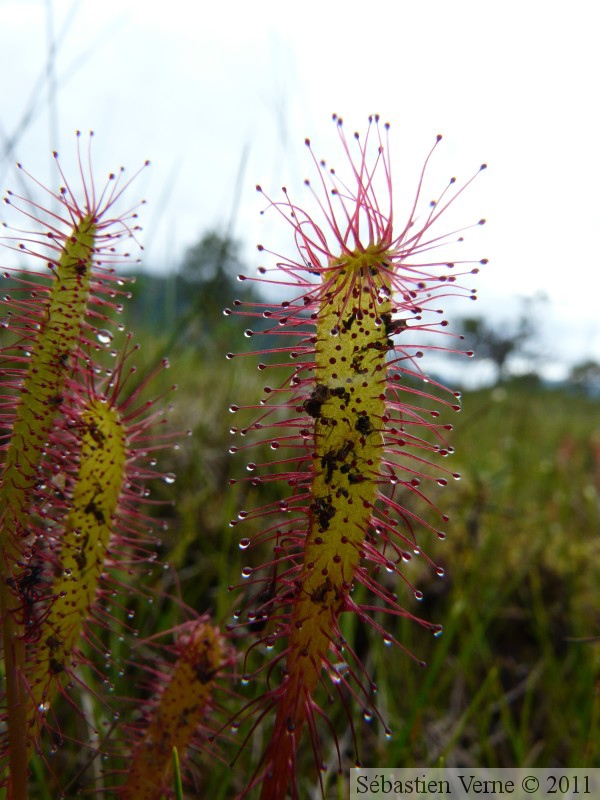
[363,385,600,773]
[20,338,600,797]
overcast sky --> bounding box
[1,0,599,379]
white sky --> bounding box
[1,0,599,378]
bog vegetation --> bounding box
[0,142,598,800]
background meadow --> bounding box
[6,254,595,798]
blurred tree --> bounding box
[181,231,240,278]
[458,294,546,383]
[568,359,600,396]
[179,230,243,320]
[124,230,258,344]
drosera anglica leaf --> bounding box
[15,337,178,769]
[118,618,233,800]
[226,114,486,798]
[0,134,170,794]
[24,394,127,753]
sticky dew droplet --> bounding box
[96,329,113,345]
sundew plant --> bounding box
[226,114,486,799]
[0,116,485,799]
[0,136,228,799]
